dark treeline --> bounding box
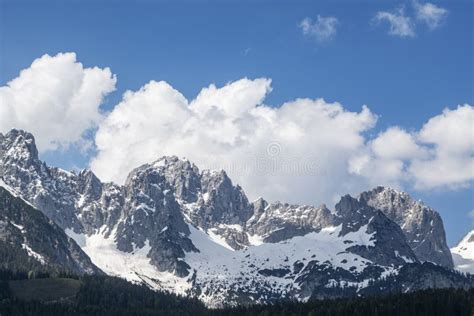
[0,274,207,316]
[0,268,472,316]
[214,288,474,316]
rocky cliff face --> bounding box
[334,195,417,267]
[359,186,453,268]
[0,129,82,231]
[246,201,334,243]
[117,161,198,277]
[0,129,468,307]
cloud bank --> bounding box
[0,52,116,152]
[350,104,474,191]
[91,77,474,205]
[2,53,472,206]
[91,78,377,204]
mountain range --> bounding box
[0,129,472,307]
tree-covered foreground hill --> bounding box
[0,269,472,316]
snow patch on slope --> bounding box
[22,243,46,264]
[207,228,235,250]
[65,226,192,294]
[451,230,474,274]
[65,218,391,307]
[183,223,378,306]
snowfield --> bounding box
[66,220,388,307]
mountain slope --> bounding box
[451,230,474,274]
[0,183,101,275]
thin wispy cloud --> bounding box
[414,0,448,30]
[374,7,415,38]
[374,1,448,38]
[299,15,339,42]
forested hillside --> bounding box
[0,268,472,316]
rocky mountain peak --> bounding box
[335,194,365,217]
[252,197,267,210]
[359,186,418,223]
[1,129,39,160]
[136,156,202,203]
[77,169,103,200]
[359,186,453,268]
[200,169,233,194]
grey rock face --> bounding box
[199,169,252,227]
[334,195,417,267]
[126,157,254,252]
[148,157,254,248]
[155,156,202,203]
[119,162,198,276]
[359,186,453,268]
[0,130,82,231]
[247,201,334,243]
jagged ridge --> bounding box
[0,129,468,306]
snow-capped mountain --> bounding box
[451,230,474,274]
[0,129,470,306]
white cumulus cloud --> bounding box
[299,15,339,42]
[410,105,474,189]
[3,53,470,207]
[91,78,377,205]
[92,77,473,205]
[371,127,425,160]
[0,52,116,152]
[351,105,474,191]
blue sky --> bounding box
[1,0,473,245]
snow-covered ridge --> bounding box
[451,230,474,274]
